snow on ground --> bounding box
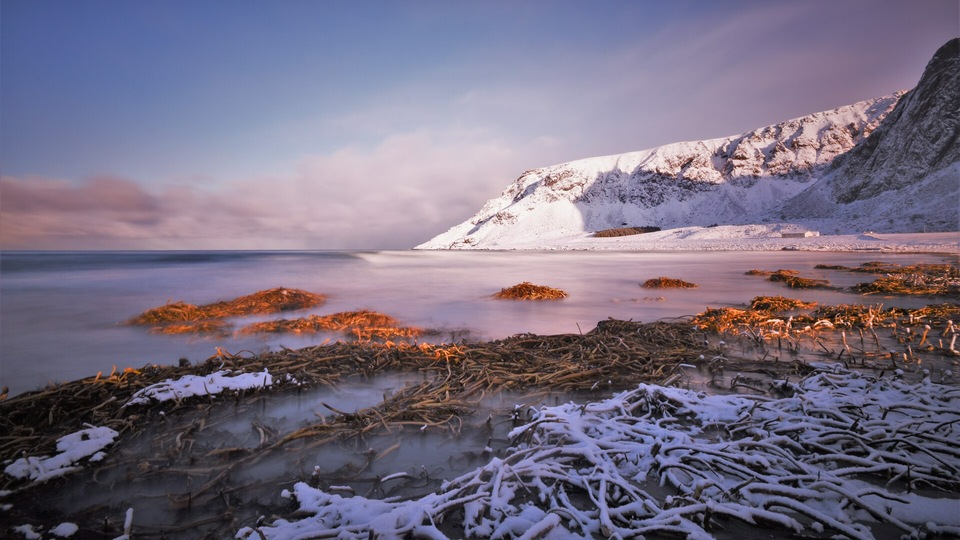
[237,367,960,540]
[49,523,79,537]
[3,426,118,484]
[444,225,959,253]
[126,369,273,406]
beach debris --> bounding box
[592,226,661,237]
[240,310,424,340]
[811,262,960,297]
[493,282,567,300]
[3,301,958,535]
[748,295,817,312]
[767,269,832,289]
[147,320,232,336]
[851,263,960,297]
[3,426,118,484]
[127,287,326,326]
[641,277,697,288]
[240,367,960,539]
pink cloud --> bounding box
[0,130,542,250]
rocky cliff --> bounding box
[778,38,959,232]
[831,38,959,203]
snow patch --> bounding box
[126,369,273,406]
[238,368,960,539]
[3,426,119,483]
[50,523,79,537]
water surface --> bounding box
[0,250,949,396]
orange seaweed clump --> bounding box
[128,287,326,325]
[129,301,208,324]
[690,307,769,333]
[641,277,697,289]
[768,270,831,289]
[207,287,326,317]
[852,264,960,297]
[809,304,898,329]
[240,310,424,340]
[493,282,568,300]
[749,296,817,312]
[592,226,660,238]
[148,321,232,336]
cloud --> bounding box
[0,130,538,250]
[4,1,952,251]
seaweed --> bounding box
[493,282,567,300]
[240,310,424,340]
[749,295,817,312]
[3,301,957,537]
[641,277,697,289]
[592,226,661,238]
[128,287,326,325]
[853,264,960,297]
[768,270,831,289]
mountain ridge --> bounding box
[417,39,958,250]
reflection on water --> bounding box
[1,250,955,395]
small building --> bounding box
[781,230,820,238]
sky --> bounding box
[1,0,957,250]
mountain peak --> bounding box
[417,39,958,250]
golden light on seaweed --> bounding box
[641,277,697,289]
[493,282,568,300]
[2,298,958,534]
[240,310,424,340]
[749,295,817,312]
[128,287,326,325]
[148,321,232,336]
[767,270,832,289]
[752,262,959,297]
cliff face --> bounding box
[778,38,959,232]
[828,38,959,204]
[417,39,959,250]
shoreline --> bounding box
[2,308,957,538]
[416,227,960,253]
[1,260,958,538]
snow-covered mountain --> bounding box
[417,39,958,250]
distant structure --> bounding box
[781,230,820,238]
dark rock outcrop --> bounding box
[829,38,959,203]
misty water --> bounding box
[0,250,951,397]
[3,250,958,537]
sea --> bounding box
[0,250,950,397]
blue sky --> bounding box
[1,0,957,249]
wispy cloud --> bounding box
[2,1,955,250]
[1,130,540,250]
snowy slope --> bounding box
[417,95,900,249]
[417,39,958,251]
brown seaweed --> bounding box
[493,282,568,300]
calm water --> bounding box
[0,250,948,396]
